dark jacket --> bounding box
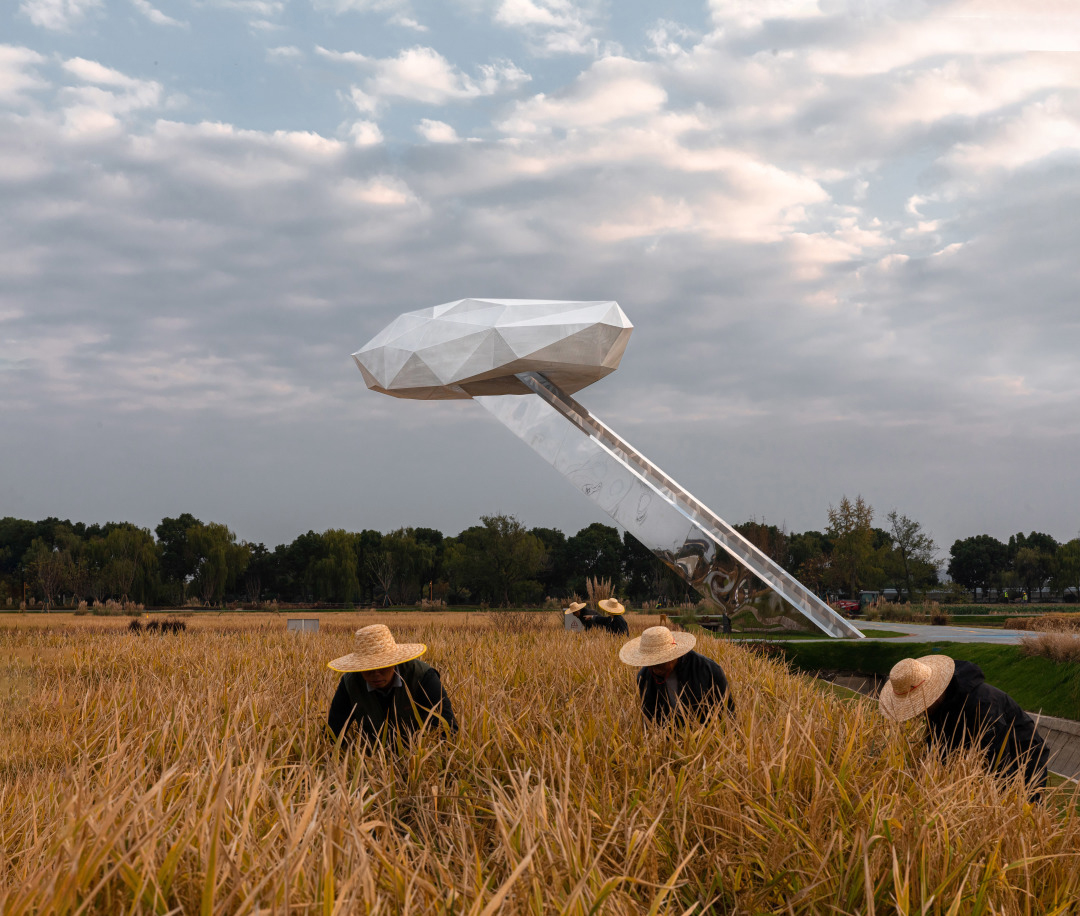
[592,614,629,636]
[926,660,1048,789]
[327,658,457,747]
[637,650,735,723]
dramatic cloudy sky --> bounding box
[2,0,1078,554]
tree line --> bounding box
[0,498,1076,609]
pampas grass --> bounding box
[1,617,1079,914]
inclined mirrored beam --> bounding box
[475,376,862,639]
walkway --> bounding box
[856,620,1029,645]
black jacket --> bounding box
[327,658,457,747]
[592,614,629,636]
[926,660,1048,789]
[637,650,735,723]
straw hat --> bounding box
[619,626,696,667]
[564,601,588,615]
[878,655,955,722]
[598,598,625,616]
[327,624,427,673]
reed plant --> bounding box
[2,619,1079,914]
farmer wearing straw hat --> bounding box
[591,598,629,636]
[564,600,598,631]
[619,625,734,722]
[879,656,1048,793]
[327,624,457,746]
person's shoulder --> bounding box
[400,657,436,681]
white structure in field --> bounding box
[352,298,632,400]
[353,298,862,638]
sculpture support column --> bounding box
[476,372,862,639]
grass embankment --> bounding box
[3,620,1080,913]
[777,640,1080,721]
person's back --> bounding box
[329,657,456,746]
[925,660,1048,788]
[619,626,735,724]
[326,624,457,748]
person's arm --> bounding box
[327,677,357,743]
[417,668,458,733]
[703,658,734,719]
[637,668,658,721]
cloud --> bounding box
[56,57,164,136]
[311,0,428,29]
[267,45,303,61]
[130,0,185,27]
[494,0,601,55]
[19,0,102,30]
[0,45,48,105]
[349,119,383,145]
[4,0,1080,545]
[321,45,530,109]
[416,118,459,142]
[498,56,665,132]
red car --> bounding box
[832,599,861,615]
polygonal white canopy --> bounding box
[353,299,633,399]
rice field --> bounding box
[2,612,1079,915]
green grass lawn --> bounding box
[776,640,1080,721]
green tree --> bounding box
[188,522,250,605]
[885,510,940,600]
[1013,546,1056,600]
[564,522,623,596]
[25,538,66,609]
[947,535,1009,599]
[103,524,159,603]
[825,495,878,596]
[448,514,545,606]
[1053,539,1080,601]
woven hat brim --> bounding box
[619,631,696,667]
[564,602,587,615]
[598,599,625,615]
[879,655,955,721]
[327,644,426,673]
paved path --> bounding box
[855,621,1029,644]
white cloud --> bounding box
[131,0,185,27]
[321,45,530,108]
[0,45,48,105]
[945,95,1080,174]
[499,56,665,133]
[494,0,599,55]
[349,119,383,145]
[416,119,459,142]
[267,45,303,61]
[19,0,102,30]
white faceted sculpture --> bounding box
[352,298,631,400]
[354,299,862,639]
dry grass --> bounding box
[1012,614,1080,634]
[2,617,1079,914]
[1020,631,1080,664]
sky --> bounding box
[1,0,1078,556]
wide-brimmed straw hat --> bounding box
[598,598,625,616]
[619,625,695,667]
[564,601,588,615]
[327,624,427,673]
[878,655,955,721]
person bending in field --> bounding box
[327,624,457,747]
[564,600,598,631]
[619,625,735,723]
[590,598,630,636]
[878,655,1048,795]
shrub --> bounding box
[1011,614,1080,633]
[1019,632,1080,663]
